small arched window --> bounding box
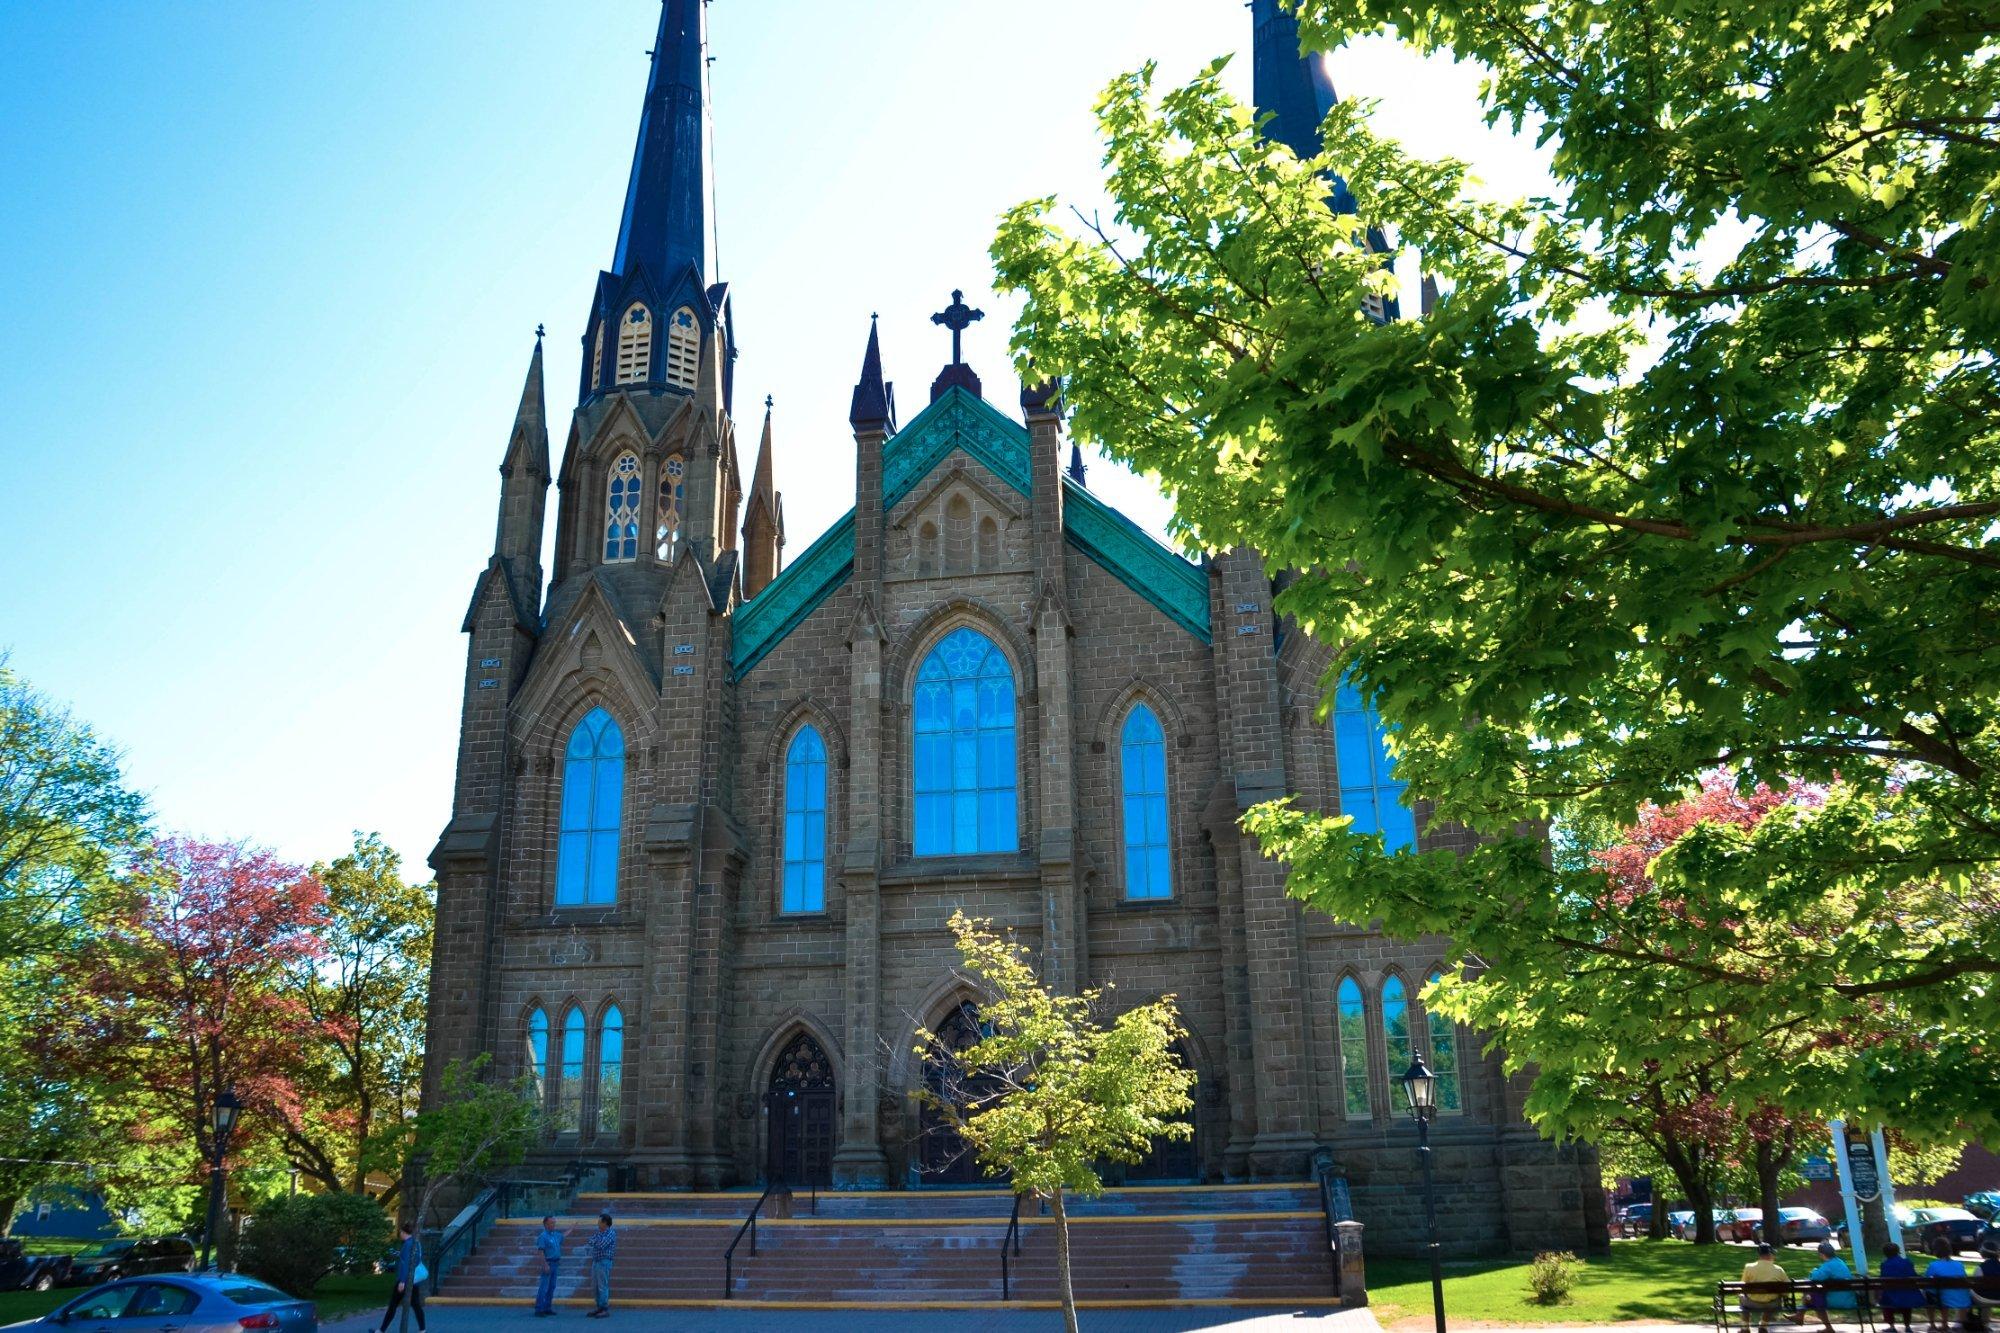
[913,627,1017,856]
[782,726,828,913]
[665,306,700,389]
[656,455,685,561]
[556,707,624,907]
[558,1006,586,1135]
[1425,972,1464,1116]
[976,516,999,570]
[1120,704,1171,900]
[1381,975,1413,1085]
[1333,672,1416,851]
[591,321,606,390]
[1336,978,1370,1118]
[615,303,653,384]
[526,1007,549,1103]
[605,454,641,562]
[597,1005,624,1137]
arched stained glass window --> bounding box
[665,306,700,389]
[913,628,1017,856]
[1336,978,1370,1118]
[597,1005,624,1137]
[1333,672,1416,851]
[656,455,685,560]
[558,1006,585,1135]
[1426,972,1464,1116]
[556,708,624,907]
[1381,975,1413,1086]
[526,1007,549,1103]
[782,726,828,913]
[1120,705,1171,900]
[605,454,641,562]
[615,303,653,384]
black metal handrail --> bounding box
[1313,1154,1345,1298]
[722,1181,780,1300]
[1000,1192,1025,1301]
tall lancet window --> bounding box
[1120,705,1172,900]
[1425,972,1464,1115]
[1335,979,1370,1117]
[526,1007,549,1103]
[665,306,700,389]
[558,1006,585,1136]
[591,321,606,390]
[1333,672,1416,851]
[913,627,1017,856]
[615,303,653,384]
[605,454,641,562]
[1381,975,1413,1084]
[556,707,624,907]
[656,455,685,561]
[596,1005,624,1137]
[782,726,828,914]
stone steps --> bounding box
[443,1185,1337,1306]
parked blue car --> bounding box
[6,1273,315,1333]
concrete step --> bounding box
[448,1186,1336,1307]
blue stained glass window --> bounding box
[1336,979,1370,1117]
[597,1005,624,1136]
[1120,705,1172,899]
[527,1008,549,1103]
[1333,673,1416,851]
[1382,975,1413,1080]
[913,628,1017,856]
[1425,973,1464,1116]
[782,726,828,913]
[558,1006,585,1135]
[556,707,623,906]
[604,454,641,561]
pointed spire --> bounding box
[1252,0,1362,215]
[1067,441,1088,488]
[611,0,710,283]
[742,394,784,599]
[502,333,549,479]
[849,316,896,433]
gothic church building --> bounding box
[424,0,1604,1254]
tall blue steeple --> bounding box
[612,0,710,283]
[1251,0,1397,317]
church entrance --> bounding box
[918,1001,1007,1186]
[1125,1112,1199,1182]
[765,1032,834,1187]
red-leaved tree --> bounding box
[45,837,328,1223]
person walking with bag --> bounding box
[585,1212,616,1318]
[532,1216,564,1317]
[380,1221,428,1333]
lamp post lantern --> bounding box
[199,1088,243,1272]
[1400,1055,1448,1333]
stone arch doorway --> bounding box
[766,1031,835,1187]
[918,1000,1008,1186]
[1123,1040,1200,1182]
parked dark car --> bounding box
[1618,1203,1654,1237]
[1966,1190,2000,1221]
[1755,1207,1839,1246]
[0,1239,72,1293]
[14,1273,315,1333]
[60,1237,197,1287]
[1909,1207,1985,1254]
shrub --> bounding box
[238,1192,392,1297]
[1528,1249,1580,1305]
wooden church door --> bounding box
[766,1032,835,1187]
[919,1001,1008,1186]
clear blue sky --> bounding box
[0,2,1551,878]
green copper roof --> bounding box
[730,387,1210,678]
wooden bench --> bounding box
[1714,1276,1995,1333]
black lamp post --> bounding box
[1400,1055,1448,1333]
[198,1088,242,1272]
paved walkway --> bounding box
[330,1304,1384,1332]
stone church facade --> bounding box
[423,0,1605,1256]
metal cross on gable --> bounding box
[930,288,984,365]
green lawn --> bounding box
[0,1274,393,1328]
[1367,1238,1858,1327]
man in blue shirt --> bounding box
[586,1212,616,1318]
[533,1216,564,1317]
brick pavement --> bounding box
[330,1303,1383,1333]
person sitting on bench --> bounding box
[1805,1242,1858,1331]
[1744,1244,1797,1330]
[1881,1244,1930,1332]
